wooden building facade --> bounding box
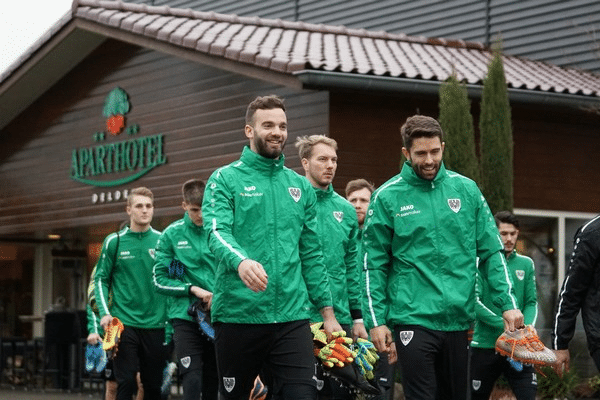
[0,2,599,377]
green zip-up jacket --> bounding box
[308,184,361,325]
[94,226,167,329]
[153,212,216,322]
[202,146,333,324]
[472,250,537,348]
[362,162,518,331]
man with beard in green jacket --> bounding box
[296,135,365,399]
[362,115,524,400]
[202,95,342,400]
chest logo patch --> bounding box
[399,330,414,346]
[148,249,155,259]
[289,187,301,202]
[448,198,461,213]
[333,211,343,222]
[515,270,525,280]
[223,377,235,392]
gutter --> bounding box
[294,70,600,110]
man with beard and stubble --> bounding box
[361,115,524,400]
[202,95,342,400]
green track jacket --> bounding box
[202,146,333,324]
[153,212,216,322]
[362,162,518,331]
[308,184,361,325]
[94,226,167,329]
[472,250,537,348]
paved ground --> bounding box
[0,389,103,399]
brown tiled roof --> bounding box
[69,0,600,97]
[4,0,600,98]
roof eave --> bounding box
[294,70,600,111]
[0,21,107,131]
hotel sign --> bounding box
[70,87,167,187]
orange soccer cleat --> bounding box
[103,317,125,359]
[495,325,556,367]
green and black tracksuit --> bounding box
[202,146,333,398]
[471,250,538,399]
[94,226,167,400]
[153,212,218,400]
[362,161,518,400]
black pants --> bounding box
[214,320,316,400]
[372,351,396,400]
[470,347,537,400]
[173,318,219,400]
[394,325,468,400]
[113,326,166,400]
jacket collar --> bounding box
[184,212,203,230]
[123,225,153,238]
[314,183,334,199]
[240,146,285,173]
[400,161,447,189]
[506,249,517,260]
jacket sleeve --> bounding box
[362,192,393,329]
[299,187,333,310]
[94,235,117,319]
[153,228,192,297]
[474,193,518,312]
[86,302,103,337]
[523,258,538,326]
[345,213,362,318]
[474,267,504,329]
[552,225,600,350]
[203,168,249,271]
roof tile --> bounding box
[36,0,600,98]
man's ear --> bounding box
[244,125,253,139]
[301,158,309,173]
[401,147,410,160]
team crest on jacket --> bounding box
[448,198,461,213]
[288,187,301,202]
[223,377,235,392]
[333,211,343,222]
[515,270,525,280]
[148,249,156,259]
[180,356,191,369]
[399,330,414,346]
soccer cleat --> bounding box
[495,325,556,366]
[85,343,99,372]
[249,376,268,400]
[161,362,177,396]
[96,347,108,373]
[187,300,215,340]
[325,362,381,395]
[103,317,125,359]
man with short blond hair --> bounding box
[95,187,167,400]
[296,134,364,399]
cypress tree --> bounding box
[479,50,513,213]
[438,74,481,184]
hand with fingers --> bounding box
[238,259,268,292]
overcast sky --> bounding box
[0,0,73,74]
